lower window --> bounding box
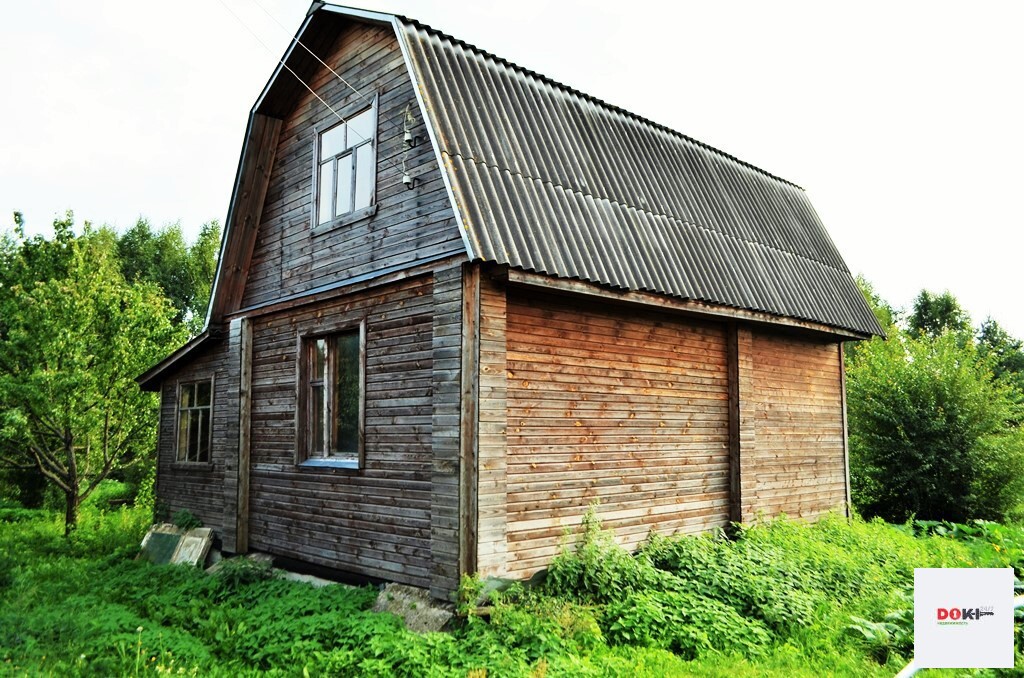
[176,380,212,463]
[302,326,365,467]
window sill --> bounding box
[312,204,377,236]
[299,458,360,471]
[170,461,214,472]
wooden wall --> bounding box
[245,274,442,589]
[240,22,464,310]
[429,266,464,598]
[501,290,732,578]
[156,331,241,535]
[748,332,846,518]
[477,274,508,577]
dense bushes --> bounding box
[848,330,1024,523]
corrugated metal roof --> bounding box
[395,17,883,337]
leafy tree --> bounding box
[855,275,897,331]
[0,221,185,533]
[184,221,221,334]
[907,290,971,338]
[977,318,1024,402]
[116,218,221,332]
[0,213,80,507]
[847,329,1024,523]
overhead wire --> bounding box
[215,0,409,178]
[246,0,407,139]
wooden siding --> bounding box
[477,273,508,577]
[429,265,463,598]
[245,275,437,588]
[749,331,847,518]
[156,331,241,535]
[503,291,732,578]
[240,22,464,310]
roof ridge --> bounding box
[394,15,804,192]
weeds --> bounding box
[2,506,1021,676]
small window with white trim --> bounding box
[315,102,377,226]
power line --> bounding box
[247,0,406,139]
[215,0,407,177]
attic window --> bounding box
[315,101,377,226]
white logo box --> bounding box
[914,568,1014,668]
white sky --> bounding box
[2,1,1022,336]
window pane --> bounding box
[320,123,346,159]
[177,412,188,462]
[346,109,374,149]
[318,162,334,224]
[335,155,353,216]
[311,339,327,380]
[180,383,193,409]
[188,410,201,463]
[197,410,210,463]
[309,338,328,457]
[310,384,326,456]
[196,381,211,407]
[332,332,360,457]
[354,144,373,210]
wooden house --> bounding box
[138,3,883,599]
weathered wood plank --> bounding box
[749,330,846,521]
[236,317,253,552]
[476,273,508,577]
[430,264,463,598]
[503,291,730,579]
[155,336,240,533]
[244,275,436,589]
[459,263,480,578]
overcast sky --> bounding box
[2,1,1022,336]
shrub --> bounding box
[544,508,667,604]
[604,589,771,658]
[212,557,275,592]
[82,480,133,510]
[847,330,1024,523]
[642,531,818,633]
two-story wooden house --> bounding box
[138,3,883,599]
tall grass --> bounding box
[2,506,1021,676]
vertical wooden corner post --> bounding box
[459,263,481,577]
[727,322,742,524]
[839,343,852,519]
[236,317,253,552]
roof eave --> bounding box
[136,329,218,392]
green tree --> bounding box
[116,219,221,332]
[0,222,185,533]
[847,329,1024,523]
[977,318,1024,401]
[907,290,971,338]
[0,213,80,507]
[185,220,222,333]
[855,275,897,331]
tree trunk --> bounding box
[64,490,79,536]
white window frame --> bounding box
[312,96,378,231]
[175,378,214,464]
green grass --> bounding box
[2,505,1023,676]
